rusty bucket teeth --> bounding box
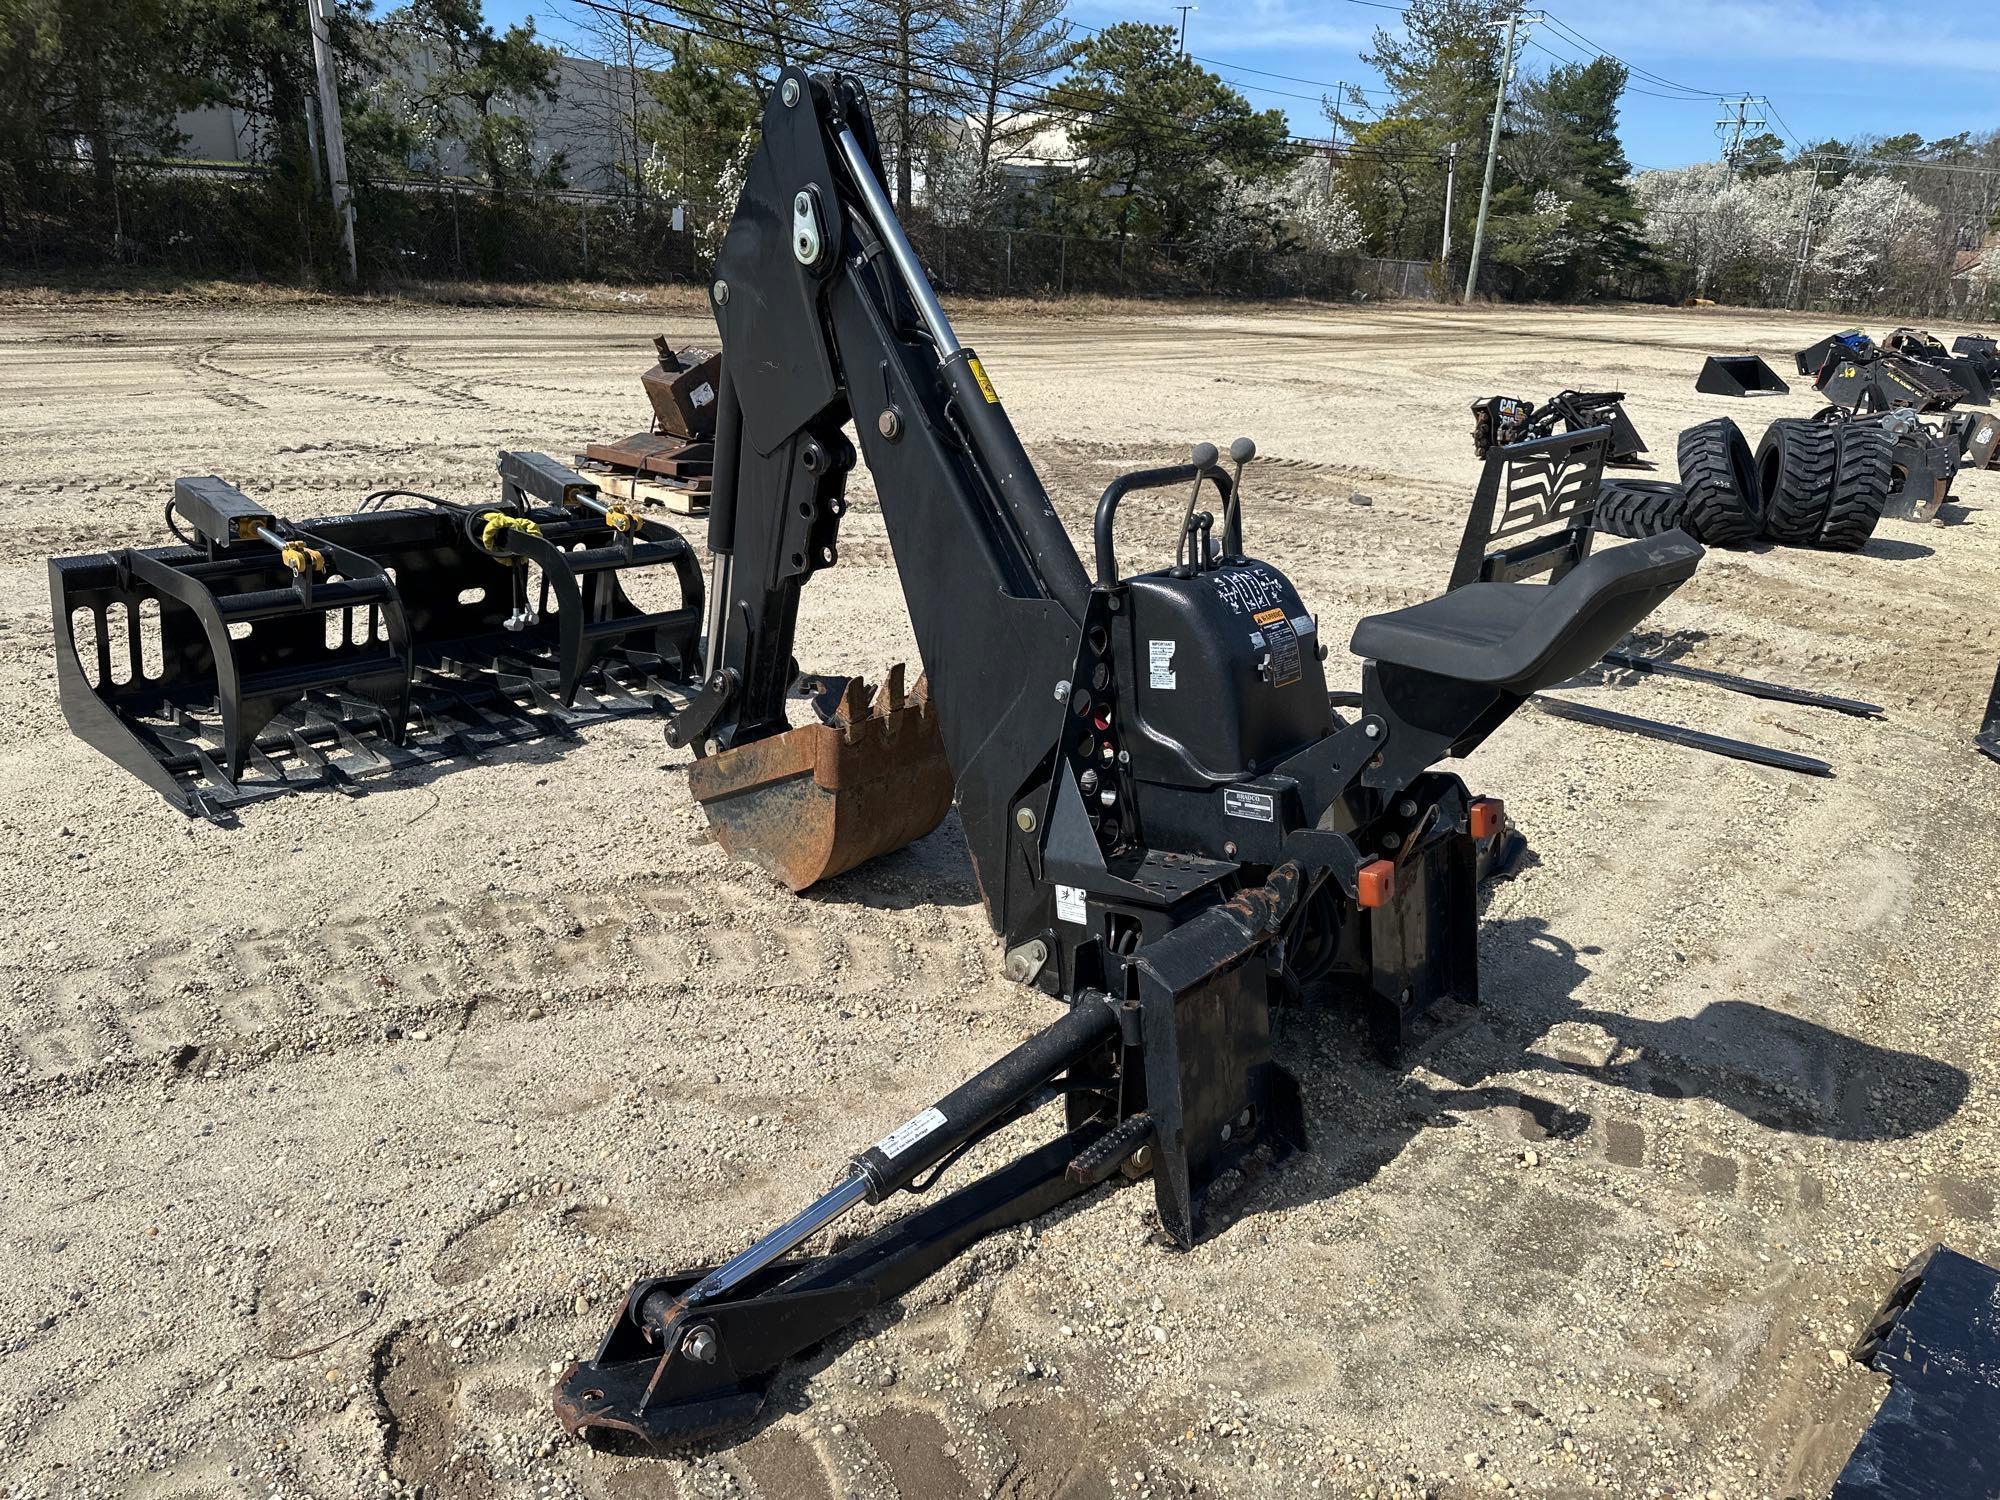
[687,668,954,891]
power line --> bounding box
[1538,12,1745,98]
[1521,35,1726,101]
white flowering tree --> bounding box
[1279,157,1366,256]
[1811,174,1942,307]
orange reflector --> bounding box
[1356,858,1396,909]
[1469,797,1505,841]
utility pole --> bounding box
[1324,83,1343,194]
[306,0,357,284]
[1716,96,1765,189]
[1463,7,1534,303]
[1441,141,1459,264]
[1174,4,1196,52]
[1788,154,1823,308]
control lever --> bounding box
[1175,441,1219,573]
[1222,436,1255,556]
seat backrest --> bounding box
[1447,426,1609,592]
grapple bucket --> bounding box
[687,667,954,890]
[50,457,704,818]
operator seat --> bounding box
[1353,531,1702,697]
[1350,529,1700,787]
[1348,419,1704,789]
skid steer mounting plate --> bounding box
[687,667,954,890]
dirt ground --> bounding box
[1,294,1996,1500]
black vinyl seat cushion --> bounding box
[1352,531,1703,694]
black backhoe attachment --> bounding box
[549,69,1702,1452]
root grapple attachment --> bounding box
[51,454,705,818]
[685,666,953,890]
[1471,390,1646,466]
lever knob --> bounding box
[1229,436,1256,464]
[1191,441,1219,469]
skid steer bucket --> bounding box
[686,666,954,891]
[1696,354,1789,397]
[50,456,704,818]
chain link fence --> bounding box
[1,160,1458,306]
[0,162,709,284]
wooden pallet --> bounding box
[588,466,710,516]
[576,431,712,516]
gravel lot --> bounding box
[1,292,1995,1500]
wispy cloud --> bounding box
[1555,1,2000,81]
[1066,0,1373,55]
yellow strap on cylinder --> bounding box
[280,542,326,575]
[480,511,545,558]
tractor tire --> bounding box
[1593,479,1689,539]
[1675,417,1765,547]
[1818,422,1892,552]
[1755,418,1841,545]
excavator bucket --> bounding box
[50,455,704,818]
[687,666,954,890]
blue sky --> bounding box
[490,0,2000,169]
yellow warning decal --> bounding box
[967,355,1001,404]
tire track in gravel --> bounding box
[171,340,449,412]
[0,875,996,1087]
[167,341,264,411]
[365,343,488,408]
[371,346,607,402]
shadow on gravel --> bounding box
[1269,914,1970,1216]
[1861,537,1936,560]
[798,809,985,912]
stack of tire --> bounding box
[1595,416,1890,553]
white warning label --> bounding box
[1056,883,1088,924]
[873,1106,946,1160]
[1149,640,1176,689]
[690,381,716,407]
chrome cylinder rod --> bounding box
[683,1170,870,1307]
[833,127,962,359]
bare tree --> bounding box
[945,0,1077,216]
[836,0,955,213]
[554,0,667,197]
